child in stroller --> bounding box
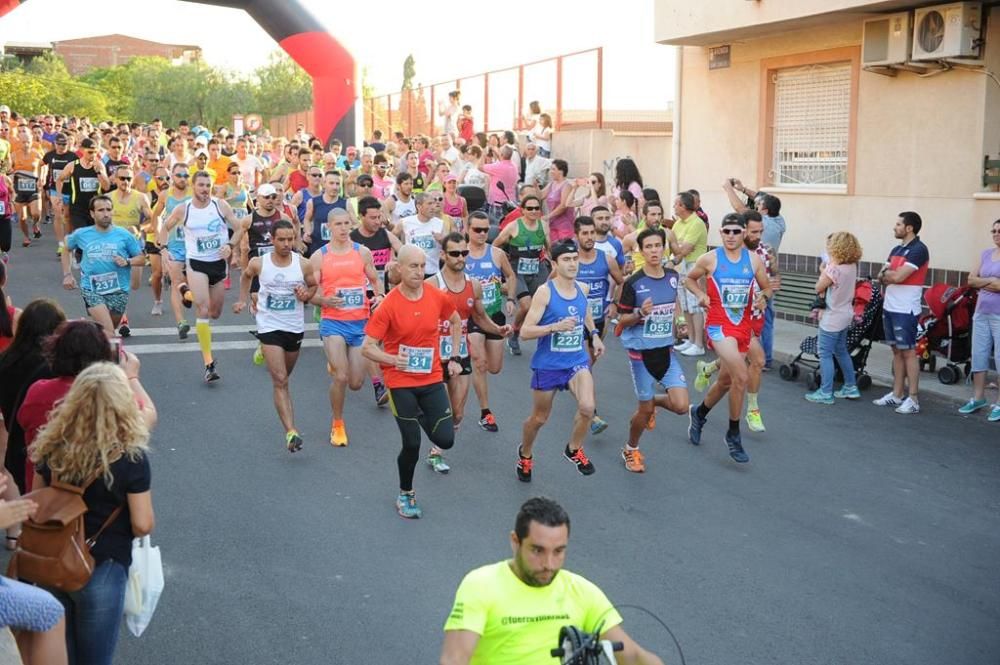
[915,284,977,384]
[779,278,883,391]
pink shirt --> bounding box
[481,160,519,205]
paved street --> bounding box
[3,233,999,665]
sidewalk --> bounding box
[770,319,987,404]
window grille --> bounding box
[772,62,851,189]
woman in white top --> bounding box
[530,113,553,158]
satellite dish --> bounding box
[917,10,945,53]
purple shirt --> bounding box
[481,160,519,205]
[976,248,1000,315]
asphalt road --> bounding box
[3,232,999,665]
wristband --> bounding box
[589,328,600,337]
[449,355,461,364]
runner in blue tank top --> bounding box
[290,163,322,224]
[614,227,691,473]
[152,162,194,340]
[302,171,346,257]
[516,239,604,482]
[573,216,624,436]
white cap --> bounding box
[0,105,10,113]
[257,183,277,197]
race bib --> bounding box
[551,325,584,352]
[15,177,36,193]
[266,293,296,311]
[256,245,275,256]
[79,177,99,192]
[89,271,121,295]
[517,257,539,275]
[722,284,750,309]
[400,344,434,374]
[643,315,673,339]
[412,234,436,251]
[0,201,5,215]
[321,224,331,241]
[196,236,223,254]
[337,287,366,310]
[439,335,469,359]
[587,298,604,320]
[233,208,248,219]
[481,282,500,308]
[174,226,185,239]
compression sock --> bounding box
[728,419,740,435]
[696,402,711,420]
[747,392,759,411]
[196,319,213,365]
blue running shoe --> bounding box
[396,492,422,519]
[590,415,608,435]
[725,431,749,463]
[688,405,706,446]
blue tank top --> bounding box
[707,247,756,326]
[464,247,504,316]
[165,191,192,252]
[531,282,590,371]
[297,188,317,224]
[619,269,680,350]
[309,195,347,248]
[576,251,611,322]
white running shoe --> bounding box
[894,397,920,414]
[674,340,692,352]
[680,344,705,357]
[872,392,903,407]
[151,301,163,316]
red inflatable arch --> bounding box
[0,0,359,147]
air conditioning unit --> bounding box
[862,12,911,66]
[911,2,982,61]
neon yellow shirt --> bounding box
[673,212,708,264]
[0,138,9,166]
[444,561,622,665]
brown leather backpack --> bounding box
[7,472,122,592]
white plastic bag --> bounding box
[124,536,163,637]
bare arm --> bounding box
[492,222,516,248]
[469,280,509,336]
[438,630,480,665]
[127,491,155,537]
[495,248,518,305]
[723,180,750,214]
[233,257,262,314]
[684,253,713,309]
[361,334,398,366]
[602,625,664,665]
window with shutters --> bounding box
[758,47,859,194]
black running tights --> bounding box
[388,383,454,492]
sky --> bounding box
[0,0,675,111]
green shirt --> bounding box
[444,561,622,664]
[673,212,708,264]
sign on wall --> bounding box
[709,45,731,70]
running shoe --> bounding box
[252,344,265,365]
[373,381,389,407]
[204,361,220,383]
[151,301,163,316]
[694,359,714,392]
[563,445,596,475]
[179,283,194,308]
[118,316,131,338]
[674,340,692,353]
[988,404,1000,422]
[506,334,521,356]
[56,243,63,256]
[330,420,348,446]
[396,492,422,519]
[223,275,231,290]
[21,239,30,248]
[958,398,988,414]
[285,431,303,453]
[516,448,533,482]
[895,397,920,415]
[680,344,705,357]
[688,405,706,446]
[725,430,750,463]
[745,408,766,432]
[804,390,834,405]
[834,385,862,400]
[590,415,608,435]
[478,412,499,432]
[32,226,41,239]
[621,446,646,473]
[177,321,190,340]
[873,392,903,407]
[427,453,450,474]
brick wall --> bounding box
[52,35,199,76]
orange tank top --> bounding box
[436,273,475,358]
[320,243,369,321]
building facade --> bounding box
[656,1,1000,288]
[52,34,201,76]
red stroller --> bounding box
[916,284,977,384]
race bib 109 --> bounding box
[196,236,222,254]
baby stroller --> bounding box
[916,284,977,384]
[779,278,883,391]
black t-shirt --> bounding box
[42,150,76,191]
[38,452,151,567]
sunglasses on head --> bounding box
[446,250,470,257]
[721,228,743,235]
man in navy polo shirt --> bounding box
[874,211,929,414]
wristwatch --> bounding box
[449,355,461,364]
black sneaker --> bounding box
[286,431,303,453]
[177,321,190,340]
[478,412,499,432]
[373,381,389,407]
[688,405,706,446]
[204,361,220,383]
[179,284,194,309]
[118,323,131,338]
[516,448,533,482]
[563,445,596,476]
[725,431,749,464]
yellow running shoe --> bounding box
[252,344,264,365]
[330,419,348,446]
[694,360,715,392]
[746,408,766,433]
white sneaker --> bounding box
[680,344,705,357]
[675,340,692,352]
[151,301,163,316]
[873,392,903,407]
[894,397,920,414]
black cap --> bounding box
[550,239,579,260]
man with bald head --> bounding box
[363,244,464,519]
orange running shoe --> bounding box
[621,446,646,473]
[330,419,348,446]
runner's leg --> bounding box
[520,389,556,458]
[566,368,596,452]
[262,343,298,432]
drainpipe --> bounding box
[670,45,682,203]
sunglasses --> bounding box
[721,228,744,235]
[56,142,68,146]
[359,182,373,187]
[523,206,541,211]
[119,176,133,181]
[155,176,170,182]
[174,173,190,178]
[446,250,470,257]
[469,227,489,233]
[262,194,278,200]
[309,173,323,177]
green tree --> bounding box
[253,51,312,118]
[402,54,415,91]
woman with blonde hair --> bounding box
[806,231,864,404]
[30,361,156,665]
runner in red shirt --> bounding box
[362,245,464,519]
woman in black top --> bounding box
[31,361,156,665]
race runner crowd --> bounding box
[0,96,997,664]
